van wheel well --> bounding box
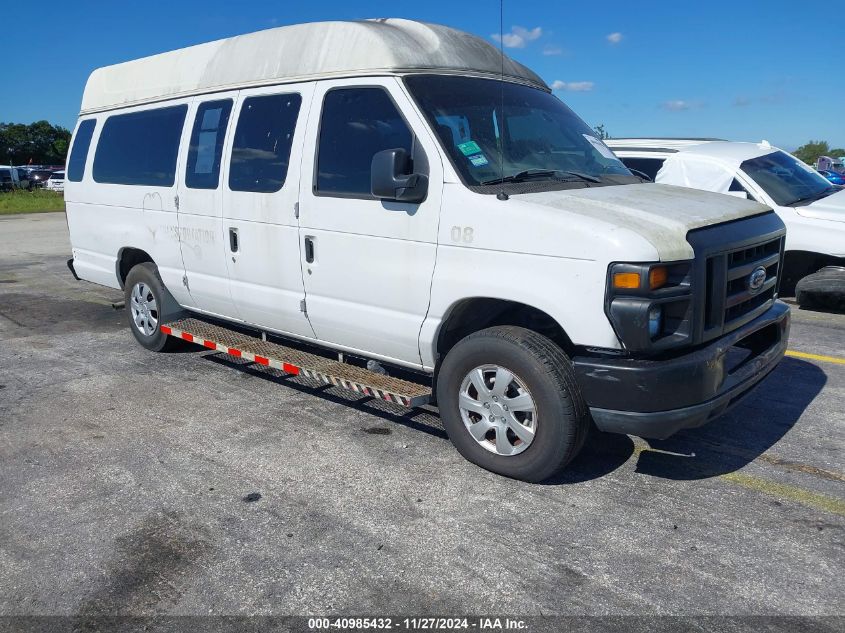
[117,248,154,289]
[436,298,575,363]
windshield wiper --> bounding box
[788,188,837,206]
[556,170,602,183]
[480,169,601,186]
[480,169,559,185]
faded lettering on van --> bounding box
[164,225,216,246]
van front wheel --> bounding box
[436,326,589,482]
[124,263,181,352]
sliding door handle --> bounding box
[304,236,315,263]
[229,227,239,252]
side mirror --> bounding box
[371,148,428,203]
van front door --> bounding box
[177,92,241,319]
[297,78,443,367]
[220,83,315,339]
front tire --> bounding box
[437,326,589,482]
[795,266,845,311]
[124,263,181,352]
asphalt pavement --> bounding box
[0,212,843,625]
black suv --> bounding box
[23,168,55,189]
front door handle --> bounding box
[304,236,315,263]
[229,227,239,252]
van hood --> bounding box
[517,183,773,261]
[795,188,845,223]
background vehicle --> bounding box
[816,155,844,174]
[44,170,64,192]
[0,165,22,191]
[14,168,31,190]
[65,20,790,481]
[607,138,845,295]
[818,169,845,186]
[23,168,57,189]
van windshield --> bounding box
[404,75,634,190]
[741,151,837,207]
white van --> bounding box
[44,170,65,192]
[607,138,845,293]
[66,20,790,481]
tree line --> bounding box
[793,140,845,167]
[0,121,71,165]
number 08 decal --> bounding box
[450,226,474,244]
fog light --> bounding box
[648,305,663,339]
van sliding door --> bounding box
[176,92,242,319]
[219,82,316,339]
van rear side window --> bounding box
[67,119,96,182]
[229,93,302,193]
[186,99,233,189]
[93,105,187,186]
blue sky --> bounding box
[3,0,841,150]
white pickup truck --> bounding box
[607,138,845,294]
[65,19,790,481]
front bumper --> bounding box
[572,301,790,439]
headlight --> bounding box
[606,261,693,352]
[612,265,670,291]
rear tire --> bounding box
[436,326,589,482]
[124,262,182,352]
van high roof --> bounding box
[80,19,547,114]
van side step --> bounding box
[160,317,431,407]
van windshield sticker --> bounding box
[582,134,617,160]
[469,154,489,167]
[457,140,482,156]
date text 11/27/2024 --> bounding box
[307,617,529,630]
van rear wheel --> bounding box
[124,263,182,352]
[437,326,589,482]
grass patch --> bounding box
[0,189,65,215]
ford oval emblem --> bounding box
[748,266,767,293]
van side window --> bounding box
[186,100,233,189]
[316,87,412,197]
[93,105,187,186]
[229,93,302,193]
[67,119,96,182]
[729,179,750,194]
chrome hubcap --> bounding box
[130,282,159,337]
[458,364,537,456]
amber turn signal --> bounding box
[613,272,641,289]
[649,266,668,290]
